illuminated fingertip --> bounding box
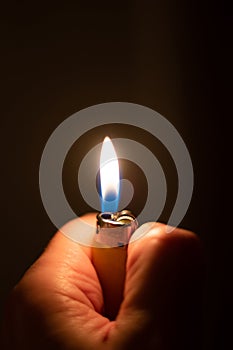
[129,222,158,242]
[165,225,176,233]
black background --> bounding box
[0,1,231,349]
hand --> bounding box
[1,214,203,350]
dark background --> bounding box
[0,1,231,349]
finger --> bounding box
[110,223,204,350]
[2,214,113,349]
[30,213,104,313]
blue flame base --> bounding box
[101,198,119,213]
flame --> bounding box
[100,136,120,212]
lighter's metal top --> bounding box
[97,210,137,228]
[96,210,138,247]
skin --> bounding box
[1,214,204,350]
